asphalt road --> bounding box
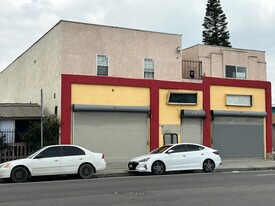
[1,170,275,206]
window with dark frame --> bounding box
[225,65,247,79]
[168,92,197,105]
[97,55,108,76]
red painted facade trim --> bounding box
[203,77,272,153]
[265,82,272,153]
[61,75,72,144]
[149,85,159,150]
[202,77,211,147]
[61,74,204,151]
[61,74,272,153]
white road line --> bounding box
[257,174,275,177]
[221,170,275,174]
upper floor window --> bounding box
[226,65,247,79]
[97,55,108,76]
[144,58,154,79]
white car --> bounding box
[0,145,106,183]
[128,143,221,175]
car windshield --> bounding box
[150,145,172,154]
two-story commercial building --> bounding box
[0,20,271,162]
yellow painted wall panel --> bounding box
[159,89,203,124]
[159,89,203,145]
[210,86,265,111]
[72,84,150,106]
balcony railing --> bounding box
[182,60,202,80]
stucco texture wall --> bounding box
[182,45,266,81]
[210,85,265,112]
[0,24,62,116]
[60,21,183,81]
[71,84,150,106]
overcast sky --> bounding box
[1,0,275,101]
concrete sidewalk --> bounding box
[95,158,275,177]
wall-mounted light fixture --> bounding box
[176,47,181,59]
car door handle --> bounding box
[182,155,186,157]
[79,158,83,160]
[54,160,59,162]
[201,153,204,155]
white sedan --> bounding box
[0,145,106,183]
[128,143,221,175]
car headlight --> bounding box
[138,157,150,162]
[0,163,11,169]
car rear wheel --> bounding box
[203,159,215,172]
[79,164,94,179]
[151,161,166,175]
[11,167,30,183]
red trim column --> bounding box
[150,85,159,151]
[265,82,272,153]
[202,77,211,147]
[61,75,72,144]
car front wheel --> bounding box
[203,159,215,172]
[79,164,94,179]
[11,167,30,183]
[151,161,166,175]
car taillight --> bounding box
[213,151,219,155]
[102,153,105,159]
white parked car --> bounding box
[128,143,221,175]
[0,145,106,183]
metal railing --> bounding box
[182,60,202,80]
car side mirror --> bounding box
[35,154,43,159]
[167,150,174,154]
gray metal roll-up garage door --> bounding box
[212,111,266,158]
[73,111,149,163]
[180,110,205,144]
[181,118,203,144]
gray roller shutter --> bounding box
[181,118,203,144]
[73,111,148,163]
[212,112,265,158]
[180,110,205,144]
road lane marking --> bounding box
[257,174,275,177]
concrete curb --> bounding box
[94,166,275,178]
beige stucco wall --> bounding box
[0,21,268,120]
[182,44,267,80]
[0,21,183,117]
[59,21,183,81]
[0,24,62,116]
